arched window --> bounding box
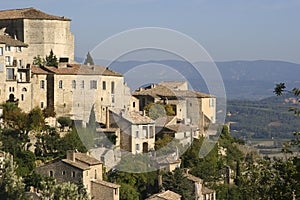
[22,87,27,92]
[59,80,63,89]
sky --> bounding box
[1,0,300,64]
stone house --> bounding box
[133,81,216,135]
[36,150,120,200]
[184,170,216,200]
[0,8,74,63]
[109,108,155,154]
[0,33,31,110]
[145,190,182,200]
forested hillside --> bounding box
[226,94,300,138]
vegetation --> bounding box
[32,50,58,67]
[144,102,175,120]
[84,52,95,65]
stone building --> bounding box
[133,81,216,135]
[0,33,30,109]
[36,150,120,200]
[0,8,74,63]
[109,108,155,154]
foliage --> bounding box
[57,116,72,130]
[162,168,194,200]
[0,154,26,200]
[45,49,58,67]
[84,52,95,65]
[144,102,175,120]
[32,55,45,66]
[43,107,56,118]
[28,107,45,132]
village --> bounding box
[0,8,218,200]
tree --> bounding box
[144,102,175,120]
[0,153,26,200]
[33,55,45,66]
[57,116,72,131]
[84,52,95,65]
[45,49,58,67]
[162,168,194,200]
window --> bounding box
[18,60,22,68]
[136,131,139,138]
[0,47,3,55]
[81,80,85,89]
[5,45,11,52]
[90,80,97,89]
[0,63,3,72]
[86,171,89,177]
[62,171,66,175]
[40,80,45,89]
[111,81,115,94]
[133,102,136,108]
[72,80,76,89]
[6,68,14,80]
[49,171,53,177]
[21,94,24,101]
[209,98,215,107]
[16,46,22,52]
[142,126,148,138]
[102,81,106,90]
[40,102,44,108]
[22,87,27,92]
[112,95,115,104]
[94,169,97,179]
[72,171,76,178]
[5,56,11,65]
[149,126,154,138]
[136,144,140,151]
[59,80,63,89]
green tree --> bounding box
[28,107,45,132]
[33,55,45,66]
[84,52,95,65]
[45,49,58,67]
[57,116,72,130]
[144,102,175,120]
[0,154,26,200]
[162,168,194,200]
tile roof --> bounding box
[133,84,213,99]
[202,186,215,194]
[61,159,90,170]
[110,108,154,124]
[31,65,50,74]
[0,8,70,21]
[185,173,203,183]
[165,124,197,132]
[74,152,102,165]
[146,190,181,200]
[0,35,28,47]
[92,180,120,189]
[31,64,123,77]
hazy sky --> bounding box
[2,0,300,64]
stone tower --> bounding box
[0,8,74,64]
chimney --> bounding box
[58,57,69,68]
[66,150,76,162]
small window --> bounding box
[81,80,85,89]
[133,102,136,108]
[90,80,97,89]
[112,95,115,104]
[40,80,45,89]
[136,131,139,138]
[16,47,22,52]
[62,171,66,175]
[18,60,22,68]
[59,80,63,89]
[72,80,76,89]
[72,171,76,177]
[0,47,3,55]
[5,56,12,66]
[102,81,106,90]
[5,45,11,52]
[49,171,53,177]
[94,169,97,179]
[21,94,24,101]
[111,81,115,94]
[86,171,89,176]
[136,144,140,151]
[40,102,44,108]
[209,98,215,107]
[22,87,27,92]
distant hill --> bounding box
[75,57,300,100]
[226,94,300,139]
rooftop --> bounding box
[146,190,181,200]
[92,180,120,189]
[110,108,154,124]
[0,35,28,47]
[0,8,71,21]
[31,64,123,77]
[74,152,102,166]
[61,159,90,171]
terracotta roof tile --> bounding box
[0,35,28,47]
[62,159,90,170]
[74,153,102,165]
[31,64,122,77]
[0,8,70,21]
[146,190,181,200]
[92,180,120,189]
[31,65,50,74]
